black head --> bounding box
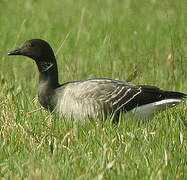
[8,39,56,63]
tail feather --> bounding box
[131,98,184,120]
[154,99,182,108]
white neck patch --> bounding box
[39,62,54,72]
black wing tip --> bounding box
[166,91,187,99]
[177,92,186,99]
[182,93,187,98]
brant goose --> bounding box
[8,39,186,121]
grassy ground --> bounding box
[0,0,187,179]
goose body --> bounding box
[8,39,186,121]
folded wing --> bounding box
[56,79,186,120]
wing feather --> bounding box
[55,78,186,120]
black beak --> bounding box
[8,48,22,56]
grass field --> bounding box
[0,0,187,179]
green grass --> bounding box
[0,0,187,179]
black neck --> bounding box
[36,60,60,89]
